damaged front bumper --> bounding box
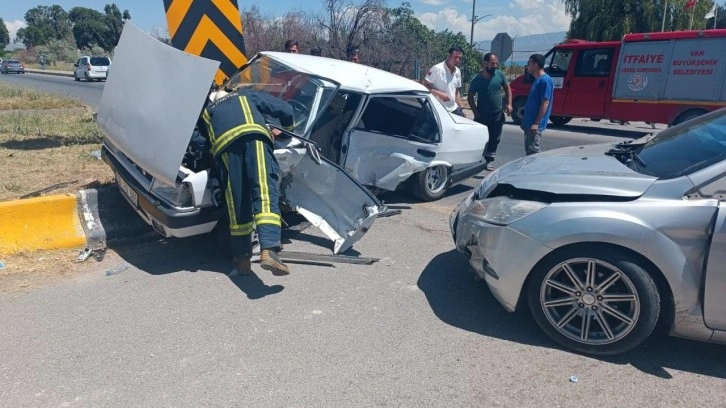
[450,197,551,312]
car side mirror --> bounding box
[73,63,78,67]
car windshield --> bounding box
[7,60,20,64]
[632,109,726,178]
[90,57,110,66]
[223,55,338,136]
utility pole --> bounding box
[470,0,476,47]
[661,0,668,32]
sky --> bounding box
[1,0,571,43]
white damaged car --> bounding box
[99,23,489,253]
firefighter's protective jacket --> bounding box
[200,89,295,157]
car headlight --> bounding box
[151,179,193,208]
[467,197,547,225]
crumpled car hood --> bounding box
[483,143,657,197]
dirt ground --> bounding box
[0,83,114,201]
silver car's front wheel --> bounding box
[528,246,661,356]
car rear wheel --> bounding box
[528,246,660,356]
[512,97,526,126]
[550,116,572,126]
[412,165,449,201]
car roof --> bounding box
[261,52,428,94]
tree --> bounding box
[317,0,387,59]
[68,4,130,53]
[68,7,106,50]
[101,4,131,51]
[563,0,717,41]
[0,17,10,50]
[16,5,73,48]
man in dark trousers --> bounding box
[199,88,296,276]
[467,53,512,171]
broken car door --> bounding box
[341,94,440,191]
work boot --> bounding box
[229,257,252,277]
[260,249,290,276]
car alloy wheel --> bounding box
[412,165,449,201]
[528,246,660,356]
[540,258,640,345]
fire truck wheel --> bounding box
[673,109,707,126]
[512,98,526,126]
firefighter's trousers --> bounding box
[218,135,282,259]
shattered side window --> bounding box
[356,96,439,143]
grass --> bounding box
[0,81,84,110]
[0,84,114,201]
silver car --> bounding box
[450,108,726,355]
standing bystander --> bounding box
[521,54,554,155]
[467,53,512,170]
[424,46,465,116]
[284,40,299,53]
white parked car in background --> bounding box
[73,56,111,81]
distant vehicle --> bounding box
[1,59,25,74]
[73,56,111,82]
[510,29,726,127]
[451,107,726,356]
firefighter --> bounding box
[199,88,296,276]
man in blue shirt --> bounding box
[521,54,554,155]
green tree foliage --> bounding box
[69,4,130,53]
[68,7,107,50]
[16,5,73,48]
[563,0,717,41]
[0,17,10,50]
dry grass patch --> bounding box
[0,109,114,201]
[0,81,83,110]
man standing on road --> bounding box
[521,54,554,155]
[468,53,512,170]
[424,46,465,117]
[199,89,295,277]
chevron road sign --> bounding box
[164,0,248,85]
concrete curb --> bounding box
[24,68,74,78]
[0,186,151,257]
[0,194,86,255]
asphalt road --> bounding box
[0,71,104,109]
[1,78,723,406]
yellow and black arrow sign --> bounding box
[164,0,248,85]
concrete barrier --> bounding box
[0,194,86,255]
[23,68,74,78]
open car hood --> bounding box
[99,23,381,254]
[97,22,219,186]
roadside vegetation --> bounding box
[0,83,113,202]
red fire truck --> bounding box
[509,29,726,127]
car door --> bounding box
[704,203,726,331]
[543,47,574,115]
[340,94,439,191]
[563,47,616,118]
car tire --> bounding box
[74,73,80,81]
[84,73,90,82]
[512,97,526,126]
[550,116,572,126]
[673,109,707,126]
[527,245,660,356]
[412,165,449,202]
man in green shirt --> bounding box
[467,53,512,171]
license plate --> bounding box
[116,173,138,207]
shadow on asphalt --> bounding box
[106,209,352,300]
[417,250,726,380]
[376,183,475,206]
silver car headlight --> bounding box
[151,178,193,208]
[467,197,547,225]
